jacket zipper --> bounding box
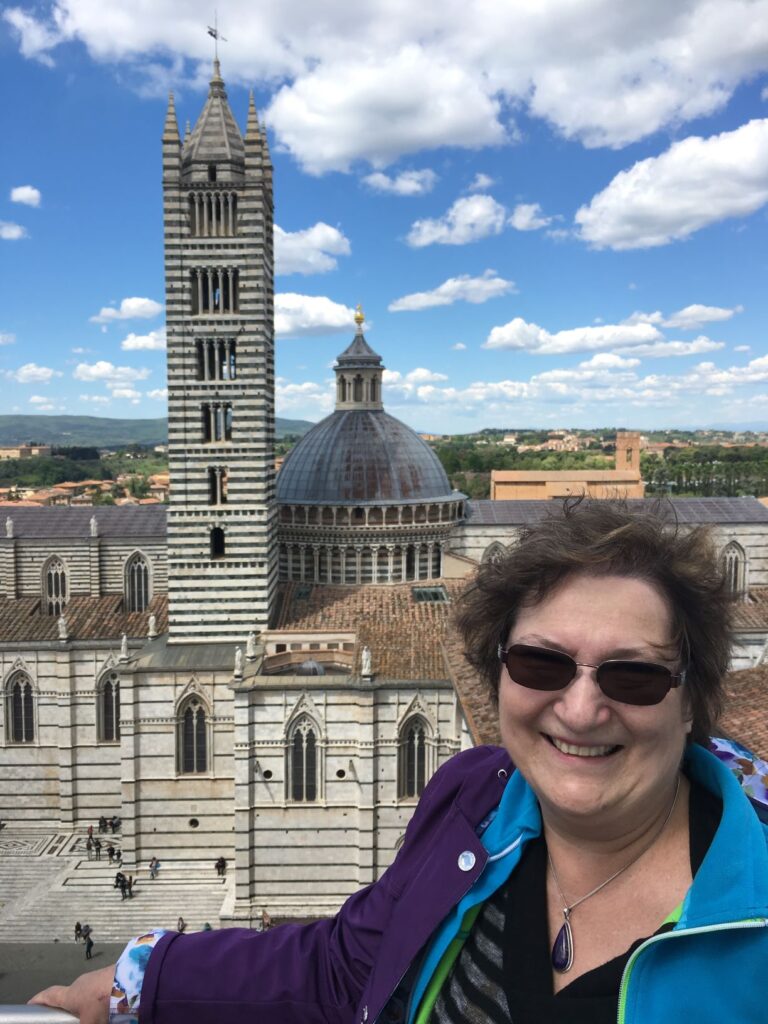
[616,917,768,1024]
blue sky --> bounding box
[1,1,768,435]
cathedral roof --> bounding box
[182,60,245,170]
[335,331,383,369]
[719,664,768,760]
[465,496,768,525]
[0,594,167,643]
[276,410,455,505]
[0,505,167,539]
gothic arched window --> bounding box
[98,672,121,743]
[287,716,318,802]
[178,696,208,774]
[398,716,428,799]
[721,541,747,597]
[482,542,507,565]
[125,553,150,613]
[210,527,225,559]
[43,557,67,617]
[5,671,34,744]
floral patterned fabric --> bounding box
[708,736,768,809]
[109,929,168,1024]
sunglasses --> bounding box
[497,642,685,706]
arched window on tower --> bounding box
[398,716,428,799]
[98,672,121,743]
[721,541,747,598]
[5,671,34,744]
[125,553,150,613]
[287,716,318,802]
[43,557,68,617]
[178,696,208,774]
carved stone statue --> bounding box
[57,615,68,641]
[246,631,257,660]
[5,517,13,538]
[361,645,372,677]
[120,633,129,660]
[148,613,157,639]
[90,515,98,538]
[234,646,244,677]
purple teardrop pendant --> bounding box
[552,913,574,973]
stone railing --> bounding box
[0,1010,77,1024]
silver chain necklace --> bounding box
[547,774,681,973]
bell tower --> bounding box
[162,63,277,643]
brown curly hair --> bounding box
[454,498,733,744]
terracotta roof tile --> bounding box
[276,580,467,681]
[719,665,768,760]
[442,633,501,746]
[0,594,167,643]
[732,588,768,629]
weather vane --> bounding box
[207,12,228,61]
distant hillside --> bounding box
[0,415,314,447]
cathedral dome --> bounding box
[276,409,454,505]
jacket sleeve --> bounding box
[138,746,499,1024]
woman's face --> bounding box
[498,573,691,836]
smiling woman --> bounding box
[29,500,768,1024]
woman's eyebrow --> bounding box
[510,633,669,660]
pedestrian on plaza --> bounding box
[114,870,125,890]
[148,856,158,879]
[84,935,94,960]
[119,876,128,900]
[260,908,272,932]
[94,838,102,861]
[202,923,213,932]
[85,836,93,861]
[127,875,134,899]
[111,815,120,834]
[177,917,187,934]
[214,856,226,876]
[74,921,82,943]
[98,815,107,833]
[107,844,115,863]
[115,848,122,867]
[87,824,93,840]
[80,923,91,941]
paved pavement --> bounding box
[0,941,126,1005]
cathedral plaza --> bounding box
[2,62,768,945]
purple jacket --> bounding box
[139,745,512,1024]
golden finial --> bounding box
[354,304,365,328]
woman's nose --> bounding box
[554,665,611,725]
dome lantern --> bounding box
[334,306,384,412]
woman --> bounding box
[30,500,768,1023]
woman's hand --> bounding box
[29,963,116,1024]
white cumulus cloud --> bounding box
[146,388,168,400]
[121,327,167,350]
[407,194,506,247]
[576,119,768,249]
[468,173,495,191]
[275,222,351,275]
[73,361,151,385]
[10,185,41,207]
[266,45,506,174]
[0,333,15,346]
[275,294,356,338]
[663,303,744,329]
[509,203,552,231]
[79,394,111,404]
[389,270,515,312]
[0,222,27,240]
[111,387,142,401]
[484,317,662,355]
[451,342,467,350]
[7,363,62,383]
[362,169,438,196]
[89,297,163,324]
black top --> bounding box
[501,779,723,1023]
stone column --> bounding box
[203,192,209,235]
[312,546,320,582]
[387,545,395,583]
[56,644,77,827]
[299,544,306,582]
[89,534,102,596]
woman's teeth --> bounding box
[549,736,619,757]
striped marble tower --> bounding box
[162,62,277,643]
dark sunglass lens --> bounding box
[597,662,671,705]
[505,645,574,691]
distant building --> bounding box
[0,444,52,460]
[490,430,644,500]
